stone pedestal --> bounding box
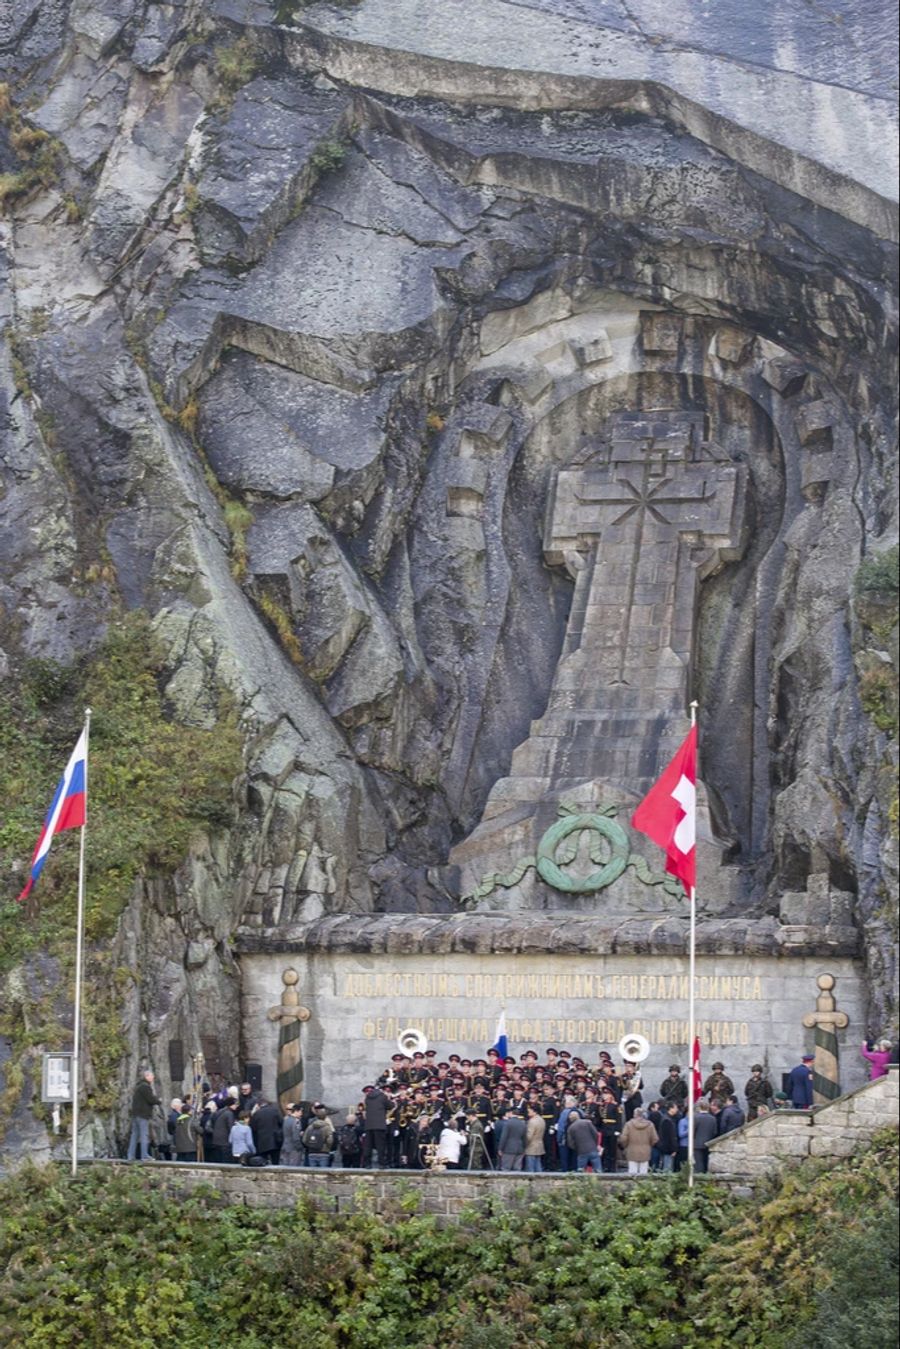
[237,914,862,1110]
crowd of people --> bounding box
[125,1032,898,1173]
[340,1046,783,1175]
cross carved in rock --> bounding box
[544,411,746,693]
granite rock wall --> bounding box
[0,0,897,1160]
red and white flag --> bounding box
[631,725,697,894]
[691,1036,703,1102]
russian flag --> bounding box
[18,728,88,902]
[490,1010,508,1062]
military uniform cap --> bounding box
[668,1064,680,1072]
[391,1053,405,1061]
[437,1062,450,1070]
[750,1064,763,1072]
[712,1061,725,1070]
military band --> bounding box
[350,1045,674,1170]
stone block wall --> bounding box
[84,1160,751,1221]
[708,1067,899,1177]
[95,1162,636,1220]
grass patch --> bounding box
[0,82,63,211]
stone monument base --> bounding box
[236,914,864,1110]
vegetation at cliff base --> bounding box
[0,611,243,949]
[0,612,244,1116]
[0,1130,896,1348]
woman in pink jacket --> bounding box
[861,1039,893,1080]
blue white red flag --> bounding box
[490,1010,508,1062]
[17,728,88,902]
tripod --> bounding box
[465,1124,495,1171]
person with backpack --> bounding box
[173,1102,200,1162]
[338,1115,363,1167]
[303,1105,335,1167]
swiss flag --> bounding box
[691,1036,703,1102]
[631,725,697,895]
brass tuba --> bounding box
[396,1027,428,1057]
[617,1032,651,1064]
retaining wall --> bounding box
[82,1159,752,1221]
[708,1065,899,1177]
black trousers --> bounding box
[364,1129,387,1166]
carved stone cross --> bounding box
[547,410,743,694]
[513,410,747,793]
[450,409,747,902]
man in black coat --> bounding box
[718,1095,746,1135]
[126,1070,160,1161]
[250,1098,283,1164]
[657,1103,680,1172]
[597,1090,623,1173]
[363,1084,389,1167]
[210,1099,238,1163]
[693,1102,719,1173]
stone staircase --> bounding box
[708,1066,899,1178]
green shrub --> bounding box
[310,138,347,174]
[0,1134,897,1346]
[855,545,899,595]
[790,1196,898,1349]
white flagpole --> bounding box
[71,707,91,1177]
[687,700,697,1189]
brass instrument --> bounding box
[397,1027,428,1057]
[191,1050,206,1161]
[617,1032,651,1065]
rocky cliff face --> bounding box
[0,0,897,1159]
